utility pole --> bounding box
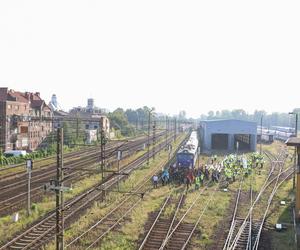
[152,120,156,160]
[295,113,298,138]
[289,112,298,189]
[260,115,263,155]
[100,117,106,199]
[147,111,151,165]
[100,128,105,180]
[174,118,177,142]
[76,117,79,140]
[168,144,172,161]
[117,150,122,192]
[26,159,33,216]
[165,116,168,149]
[56,127,64,250]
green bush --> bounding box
[31,203,38,213]
[0,143,72,168]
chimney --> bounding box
[35,92,40,97]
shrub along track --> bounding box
[0,132,185,250]
[0,132,166,216]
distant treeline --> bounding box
[109,107,186,137]
[199,108,300,130]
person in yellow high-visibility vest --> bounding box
[195,176,200,190]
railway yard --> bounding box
[1,1,299,249]
[0,128,296,250]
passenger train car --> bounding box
[257,126,294,142]
[257,128,274,143]
[272,126,294,141]
[176,131,199,168]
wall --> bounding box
[200,120,257,153]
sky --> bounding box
[0,1,299,118]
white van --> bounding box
[4,150,27,157]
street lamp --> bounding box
[289,112,298,137]
[289,112,298,189]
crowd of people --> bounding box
[152,153,265,190]
[152,162,222,191]
[221,153,265,183]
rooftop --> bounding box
[285,137,300,146]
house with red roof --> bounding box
[0,87,52,152]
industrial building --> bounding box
[199,119,257,153]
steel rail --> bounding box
[138,194,172,250]
[0,133,181,250]
[228,148,288,250]
[223,178,244,250]
[162,193,185,244]
[180,185,218,250]
[66,135,190,249]
[252,162,292,249]
[158,181,213,250]
[0,134,167,215]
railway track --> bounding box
[223,147,292,250]
[0,139,119,179]
[136,169,222,250]
[65,165,181,249]
[138,193,185,250]
[0,133,184,250]
[63,134,190,250]
[157,181,218,250]
[0,133,166,216]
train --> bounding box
[272,126,294,141]
[176,131,199,168]
[257,126,294,143]
[257,128,274,143]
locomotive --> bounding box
[176,131,199,168]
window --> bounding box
[7,104,11,109]
[85,124,89,129]
[94,125,98,129]
[15,105,19,110]
[177,153,194,167]
[20,126,28,134]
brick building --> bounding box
[69,99,110,137]
[0,88,52,152]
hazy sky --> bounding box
[0,1,299,118]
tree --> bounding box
[109,108,135,137]
[207,111,214,120]
[231,109,247,120]
[221,110,231,119]
[125,109,138,124]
